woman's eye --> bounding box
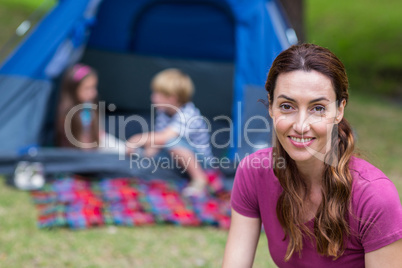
[279,104,293,111]
[312,105,325,113]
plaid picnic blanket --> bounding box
[30,170,231,230]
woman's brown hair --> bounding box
[265,44,355,260]
[55,64,100,149]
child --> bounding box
[56,63,124,152]
[126,68,213,196]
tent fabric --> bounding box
[0,0,295,164]
[129,2,235,60]
[0,148,237,192]
[0,76,52,151]
[237,85,272,159]
[0,148,179,178]
[80,50,235,116]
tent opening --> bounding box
[75,0,237,158]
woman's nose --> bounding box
[292,111,310,134]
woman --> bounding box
[223,44,402,267]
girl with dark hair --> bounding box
[223,44,402,267]
[56,64,124,152]
[56,64,99,149]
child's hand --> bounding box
[144,147,160,157]
[126,133,145,154]
[125,145,137,154]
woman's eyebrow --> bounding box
[277,94,330,104]
[277,94,296,102]
[309,97,330,103]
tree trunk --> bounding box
[279,0,305,43]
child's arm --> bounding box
[126,127,179,153]
[147,127,179,146]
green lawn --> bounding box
[0,179,275,267]
[306,0,402,197]
[307,0,402,97]
[0,0,54,63]
[0,0,401,267]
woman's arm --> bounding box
[222,209,262,268]
[365,239,402,268]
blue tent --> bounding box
[0,0,297,174]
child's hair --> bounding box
[55,64,100,148]
[151,68,194,105]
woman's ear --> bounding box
[336,99,346,123]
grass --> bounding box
[0,0,401,267]
[0,177,275,267]
[307,0,402,97]
[346,91,402,201]
[307,0,402,197]
[0,0,55,63]
[347,92,402,172]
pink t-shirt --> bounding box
[231,148,402,267]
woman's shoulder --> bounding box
[233,148,280,198]
[349,155,400,209]
[348,156,402,253]
[239,147,274,165]
[349,156,388,183]
[237,147,282,174]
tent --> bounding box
[0,0,297,176]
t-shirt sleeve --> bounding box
[155,110,168,132]
[168,111,186,135]
[357,178,402,253]
[231,157,260,218]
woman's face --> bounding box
[77,75,98,103]
[269,70,345,165]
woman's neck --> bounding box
[295,157,325,190]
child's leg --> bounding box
[168,145,208,197]
[169,146,207,183]
[164,137,210,196]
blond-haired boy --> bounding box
[127,68,213,196]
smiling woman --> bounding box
[269,70,345,165]
[222,44,402,268]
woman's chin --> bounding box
[285,148,317,163]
